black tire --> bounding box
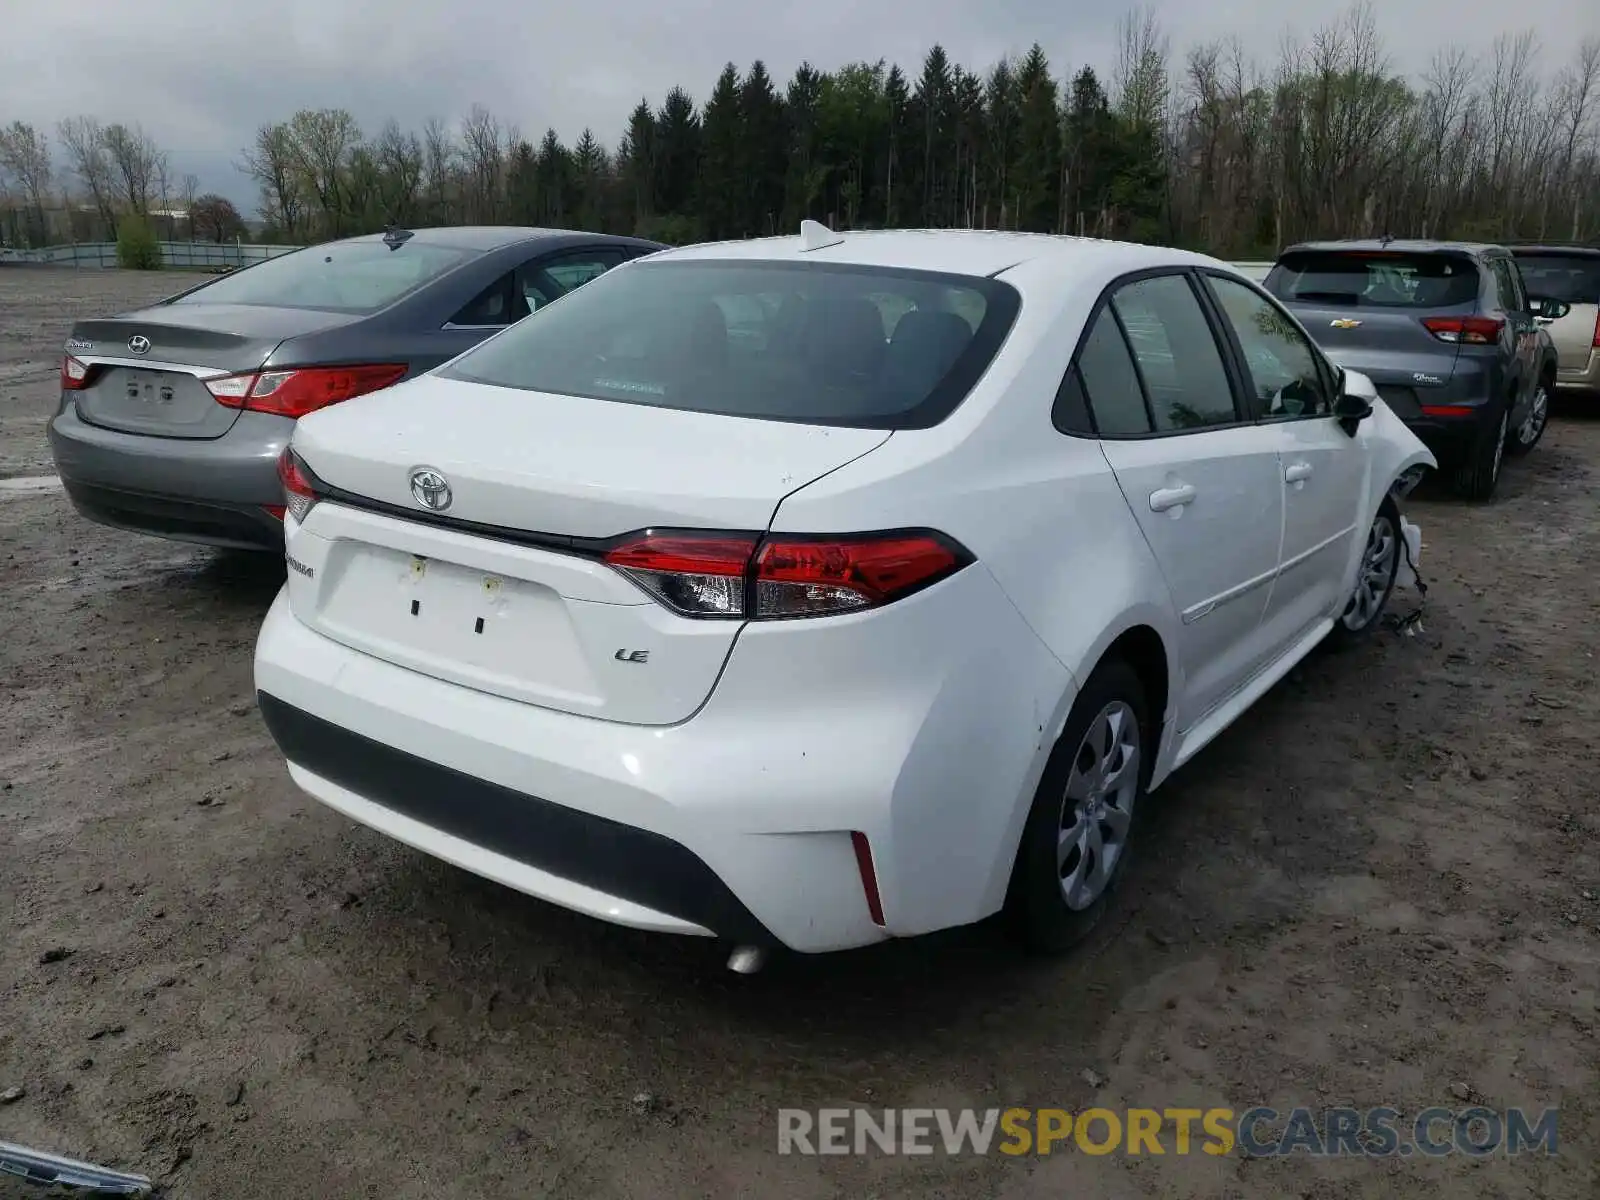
[1450,401,1507,501]
[1505,377,1552,457]
[1007,658,1151,955]
[1326,495,1402,649]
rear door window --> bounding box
[522,249,629,312]
[1513,253,1600,304]
[440,260,1021,430]
[1265,252,1480,309]
[170,241,477,314]
[1110,274,1239,432]
[1073,308,1152,435]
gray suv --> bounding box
[1263,240,1566,500]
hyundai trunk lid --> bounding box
[282,375,891,724]
[67,305,360,440]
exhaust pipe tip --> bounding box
[726,945,766,974]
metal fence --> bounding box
[0,241,301,270]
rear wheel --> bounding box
[1505,379,1551,457]
[1007,659,1150,955]
[1450,403,1507,501]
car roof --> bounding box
[331,226,647,253]
[1506,243,1600,257]
[648,228,1229,280]
[1279,238,1505,259]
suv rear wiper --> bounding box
[0,1139,153,1196]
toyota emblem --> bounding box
[409,468,452,511]
[127,335,152,355]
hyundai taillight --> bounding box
[61,354,92,390]
[1420,316,1504,345]
[601,529,972,619]
[207,364,407,418]
[276,447,320,523]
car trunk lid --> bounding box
[67,305,359,440]
[284,376,892,724]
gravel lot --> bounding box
[1,266,1597,1199]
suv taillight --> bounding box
[1593,311,1600,348]
[276,448,320,523]
[1420,316,1504,345]
[602,529,973,619]
[207,364,407,418]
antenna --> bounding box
[798,219,845,253]
[381,224,414,251]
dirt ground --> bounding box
[1,265,1596,1199]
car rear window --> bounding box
[168,241,478,314]
[1265,252,1480,308]
[439,259,1021,429]
[1512,253,1600,305]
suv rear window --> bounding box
[169,240,478,314]
[1265,252,1480,309]
[1511,253,1600,305]
[440,259,1020,429]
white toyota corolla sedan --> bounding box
[254,223,1434,967]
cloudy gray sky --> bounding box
[6,0,1598,210]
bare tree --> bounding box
[373,120,424,224]
[238,123,303,242]
[1552,36,1600,236]
[1115,6,1171,130]
[459,104,504,222]
[180,173,200,241]
[0,121,54,245]
[102,122,162,215]
[56,116,117,236]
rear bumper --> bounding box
[48,402,292,551]
[252,563,1072,953]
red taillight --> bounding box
[1592,311,1600,348]
[1419,404,1478,417]
[1420,316,1504,345]
[207,364,407,418]
[61,354,92,390]
[754,533,965,617]
[600,529,971,619]
[276,448,319,523]
[602,533,757,617]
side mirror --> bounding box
[1334,391,1373,437]
[1529,296,1571,321]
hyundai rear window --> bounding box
[1265,252,1479,308]
[168,241,478,314]
[439,260,1021,429]
[1512,253,1600,305]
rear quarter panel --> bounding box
[768,258,1188,914]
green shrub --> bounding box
[115,216,162,270]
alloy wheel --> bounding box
[1057,700,1140,911]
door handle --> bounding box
[1284,461,1314,484]
[1149,483,1197,512]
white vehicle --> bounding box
[254,224,1434,968]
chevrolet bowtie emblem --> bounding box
[1329,318,1363,329]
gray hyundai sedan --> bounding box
[49,225,664,550]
